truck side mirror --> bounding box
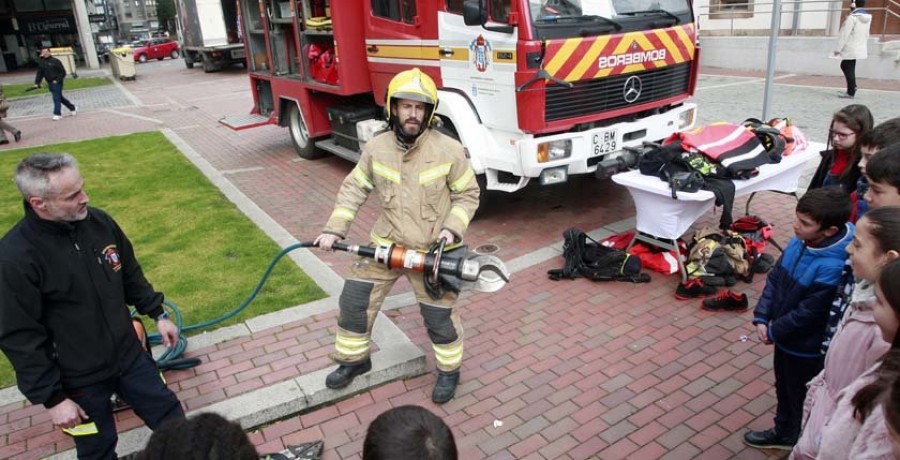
[463,0,485,26]
[463,0,515,33]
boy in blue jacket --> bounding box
[744,186,854,450]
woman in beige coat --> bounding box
[834,0,872,99]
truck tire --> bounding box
[201,55,218,73]
[475,173,490,216]
[289,104,325,160]
[171,50,180,59]
[437,115,490,215]
[184,56,194,69]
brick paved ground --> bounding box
[0,62,898,459]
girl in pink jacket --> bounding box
[791,206,900,459]
[815,254,900,458]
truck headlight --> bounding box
[678,108,696,130]
[537,139,572,163]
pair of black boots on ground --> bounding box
[325,360,460,403]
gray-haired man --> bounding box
[0,153,184,459]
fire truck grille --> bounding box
[544,63,691,122]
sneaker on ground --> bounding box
[743,428,796,450]
[838,93,855,99]
[702,290,749,312]
[52,115,62,121]
[70,110,76,116]
[674,278,717,300]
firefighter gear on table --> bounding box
[322,69,479,400]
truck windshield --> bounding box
[530,0,691,37]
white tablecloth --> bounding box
[612,144,821,239]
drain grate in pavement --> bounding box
[474,244,499,255]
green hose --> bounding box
[136,241,316,370]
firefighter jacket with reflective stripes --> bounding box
[668,122,772,178]
[0,204,165,408]
[324,129,480,250]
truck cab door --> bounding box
[438,0,519,132]
[364,0,440,106]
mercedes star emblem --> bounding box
[623,75,642,103]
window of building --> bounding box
[125,11,133,18]
[44,0,72,10]
[13,0,43,11]
[709,0,754,19]
[371,0,417,24]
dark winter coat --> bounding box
[34,56,67,86]
[0,204,165,408]
[752,223,853,357]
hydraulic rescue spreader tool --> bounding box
[330,241,511,294]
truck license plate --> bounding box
[231,49,245,59]
[591,129,618,156]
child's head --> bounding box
[794,186,852,244]
[848,206,900,282]
[363,406,457,460]
[864,143,900,208]
[136,413,258,460]
[830,104,874,152]
[851,262,900,423]
[858,118,900,176]
[875,259,900,346]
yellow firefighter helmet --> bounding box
[386,68,439,126]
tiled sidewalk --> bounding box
[2,61,897,459]
[248,194,794,460]
[0,309,361,459]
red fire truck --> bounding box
[225,0,699,192]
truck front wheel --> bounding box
[289,104,325,160]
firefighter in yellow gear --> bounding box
[315,68,480,403]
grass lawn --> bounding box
[0,132,327,388]
[2,77,112,100]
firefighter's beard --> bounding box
[393,116,425,145]
[401,117,421,136]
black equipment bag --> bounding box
[548,228,650,283]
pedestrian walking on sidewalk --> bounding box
[33,47,76,120]
[834,0,872,99]
[0,84,22,145]
[315,68,480,404]
[0,153,185,459]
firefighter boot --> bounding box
[325,359,372,389]
[432,371,460,404]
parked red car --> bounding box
[131,38,180,63]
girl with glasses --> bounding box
[809,104,874,193]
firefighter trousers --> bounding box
[333,256,464,374]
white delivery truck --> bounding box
[176,0,246,72]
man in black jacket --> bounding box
[34,47,76,120]
[0,153,184,459]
